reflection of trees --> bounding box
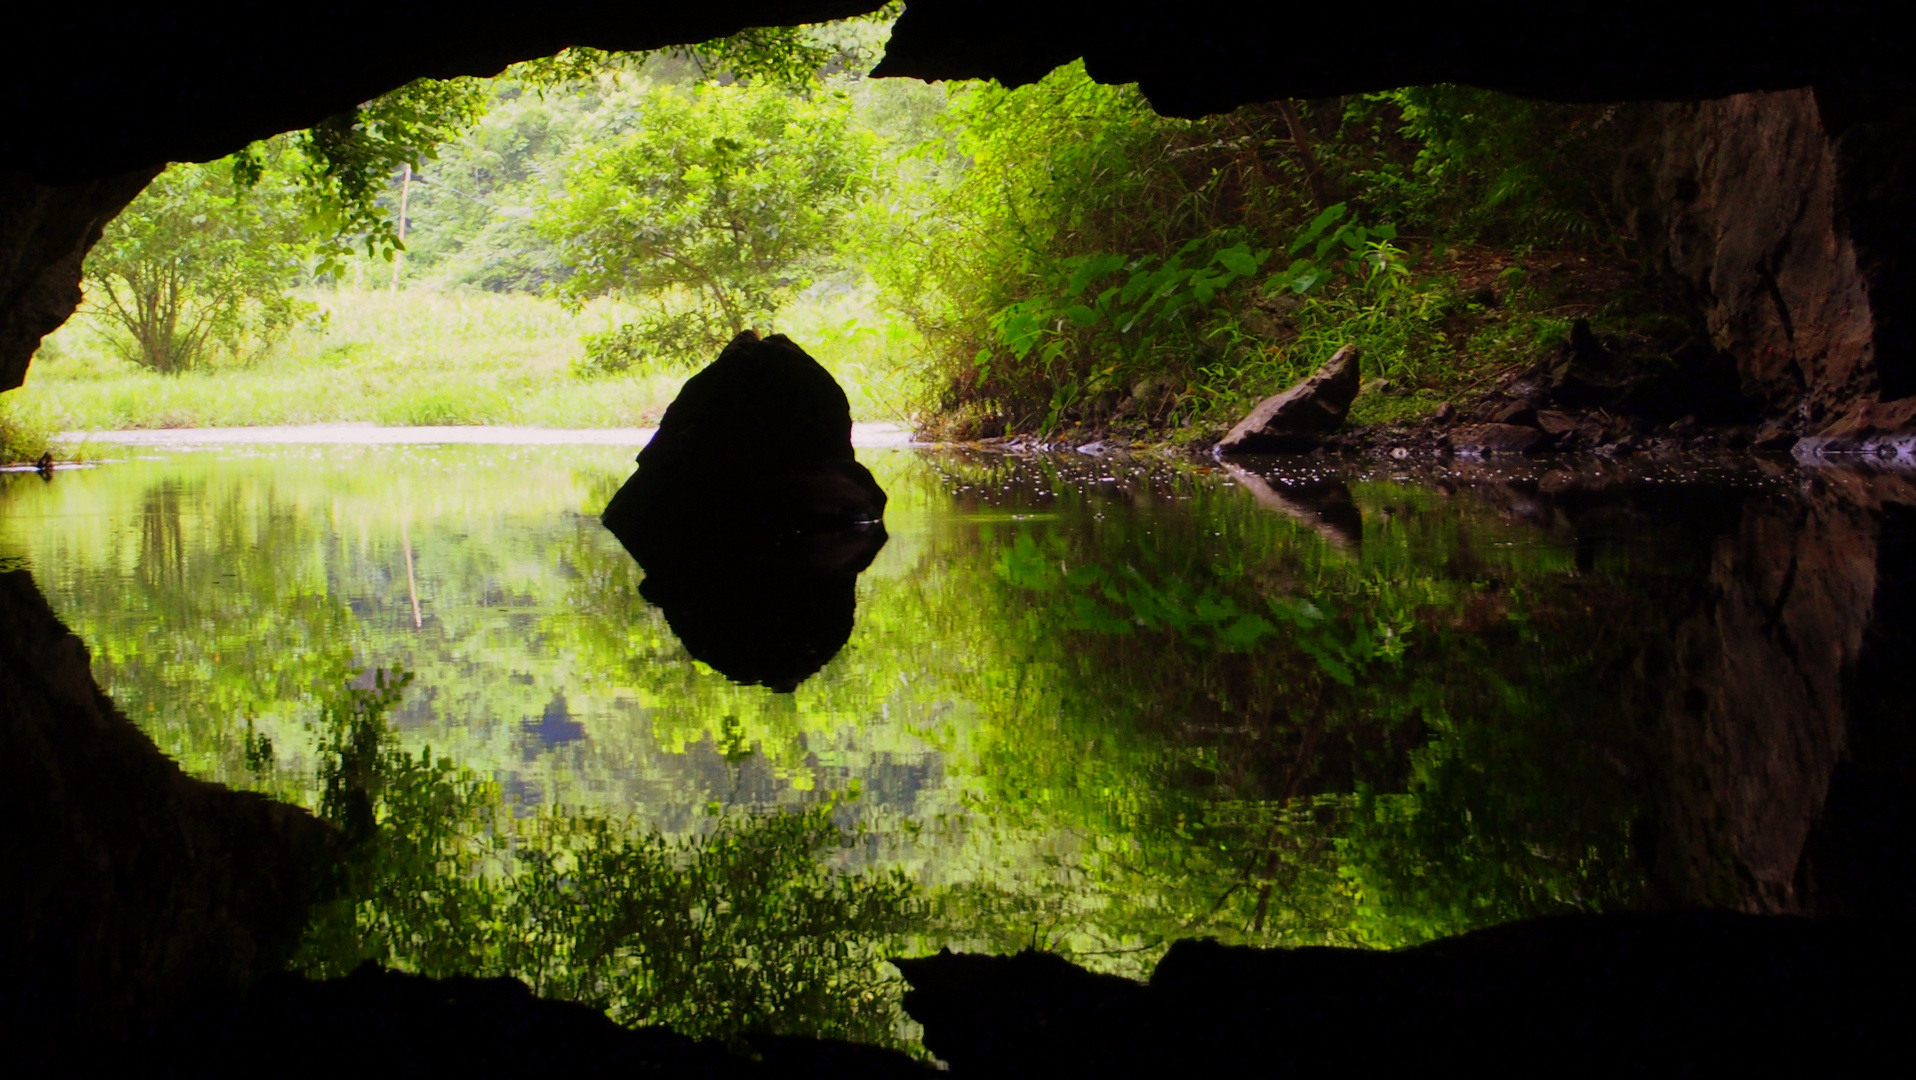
[294,668,926,1049]
[77,475,363,799]
[11,448,1720,987]
[910,454,1675,956]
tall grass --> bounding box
[0,396,54,462]
[9,284,923,432]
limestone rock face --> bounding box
[1214,345,1361,455]
[0,167,160,392]
[1616,88,1916,424]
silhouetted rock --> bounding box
[603,331,886,537]
[628,517,889,692]
[602,331,889,691]
[1215,345,1361,454]
[896,912,1909,1078]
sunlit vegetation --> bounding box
[0,7,1659,462]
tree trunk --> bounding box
[1277,99,1336,211]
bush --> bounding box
[862,63,1435,433]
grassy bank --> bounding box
[7,284,921,448]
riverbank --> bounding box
[1,285,922,465]
[49,422,914,450]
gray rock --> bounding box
[1451,423,1547,457]
[1215,346,1362,455]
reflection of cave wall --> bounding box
[0,570,335,1061]
[1805,498,1916,914]
[1442,463,1915,917]
[1627,470,1916,914]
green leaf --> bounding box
[1068,253,1127,295]
[1216,246,1258,277]
[1289,202,1348,254]
[1119,269,1156,306]
[1064,304,1102,327]
[1216,614,1277,650]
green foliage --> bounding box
[571,322,650,379]
[850,59,1635,434]
[1349,86,1626,246]
[386,86,576,293]
[510,7,900,92]
[234,79,493,272]
[292,661,925,1047]
[0,396,53,463]
[860,62,1446,433]
[541,83,877,364]
[508,807,920,1041]
[83,157,316,374]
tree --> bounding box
[540,83,876,368]
[84,153,313,373]
[254,76,493,272]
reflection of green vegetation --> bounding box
[0,445,1681,1000]
[294,665,926,1047]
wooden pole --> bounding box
[391,162,412,292]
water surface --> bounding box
[4,444,1898,1047]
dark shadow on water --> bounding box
[613,515,889,692]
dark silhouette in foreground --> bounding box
[895,912,1910,1077]
[602,331,888,690]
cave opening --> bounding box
[4,1,1915,1073]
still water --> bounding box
[2,444,1899,1049]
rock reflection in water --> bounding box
[610,516,889,692]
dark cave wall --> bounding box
[0,168,161,394]
[0,570,337,1057]
[1618,89,1916,428]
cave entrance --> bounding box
[5,4,1916,1070]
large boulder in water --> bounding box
[600,331,889,692]
[602,330,886,534]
